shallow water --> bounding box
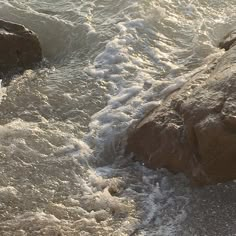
[0,0,236,235]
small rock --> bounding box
[219,29,236,51]
[0,19,42,77]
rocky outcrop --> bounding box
[127,36,236,185]
[0,19,42,79]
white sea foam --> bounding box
[0,0,236,235]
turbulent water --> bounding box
[0,0,236,235]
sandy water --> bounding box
[0,0,236,235]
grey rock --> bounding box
[219,29,236,51]
[0,19,42,77]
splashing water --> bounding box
[0,0,236,235]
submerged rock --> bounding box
[0,19,42,79]
[219,29,236,51]
[127,41,236,185]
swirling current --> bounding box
[0,0,236,235]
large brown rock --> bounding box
[127,44,236,185]
[0,19,42,75]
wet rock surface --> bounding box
[0,19,42,81]
[127,42,236,185]
[219,29,236,51]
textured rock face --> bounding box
[127,45,236,185]
[0,19,42,75]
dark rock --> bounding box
[127,45,236,185]
[0,19,42,77]
[219,29,236,51]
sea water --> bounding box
[0,0,236,235]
